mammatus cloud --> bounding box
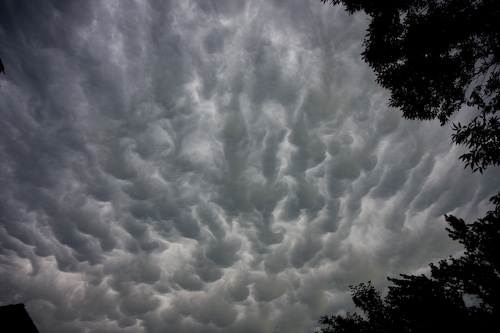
[1,0,499,332]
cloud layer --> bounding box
[1,1,499,332]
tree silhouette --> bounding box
[317,193,500,332]
[322,0,500,172]
[318,2,500,331]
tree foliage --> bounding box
[318,2,500,331]
[317,193,500,332]
[322,0,500,172]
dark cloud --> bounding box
[1,0,500,332]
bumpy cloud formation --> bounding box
[1,1,499,332]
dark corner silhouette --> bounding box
[0,303,39,333]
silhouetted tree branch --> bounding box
[322,0,500,172]
[0,57,5,75]
[317,193,500,332]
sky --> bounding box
[1,1,499,332]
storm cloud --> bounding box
[1,1,499,332]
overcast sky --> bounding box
[1,1,499,332]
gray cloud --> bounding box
[1,0,500,332]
